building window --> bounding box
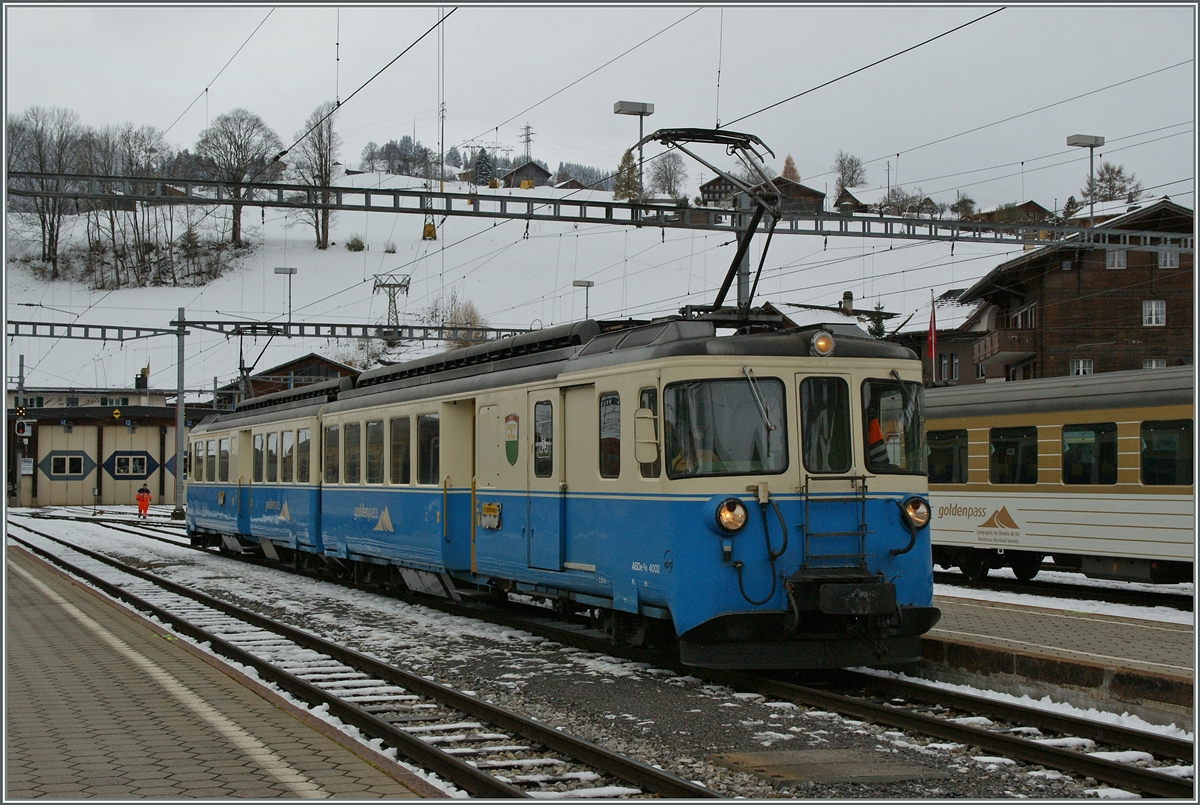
[939,354,948,382]
[51,456,84,476]
[952,354,959,380]
[1142,300,1166,326]
[1105,249,1127,269]
[976,362,986,380]
[1143,358,1167,369]
[66,397,79,407]
[1062,260,1072,271]
[1159,250,1179,268]
[1069,359,1093,376]
[1010,303,1036,329]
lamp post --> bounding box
[1067,134,1104,228]
[573,279,595,320]
[614,101,654,199]
[274,267,297,324]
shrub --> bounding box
[346,234,365,252]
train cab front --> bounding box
[667,355,941,670]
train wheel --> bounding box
[1010,553,1043,582]
[959,552,989,583]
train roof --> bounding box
[925,365,1195,419]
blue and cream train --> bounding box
[186,318,940,669]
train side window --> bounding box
[296,428,311,483]
[534,400,553,478]
[1061,423,1116,485]
[219,438,230,482]
[323,425,339,484]
[927,429,968,484]
[206,439,217,482]
[280,431,293,483]
[193,442,203,482]
[1141,419,1193,486]
[417,415,440,485]
[365,420,384,484]
[266,432,279,482]
[390,417,411,484]
[801,377,851,474]
[253,434,264,482]
[638,388,661,478]
[344,422,361,484]
[989,427,1038,484]
[599,392,621,478]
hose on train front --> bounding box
[731,500,789,606]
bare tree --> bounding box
[832,150,866,198]
[1081,161,1144,204]
[9,106,82,278]
[359,141,381,172]
[649,151,688,199]
[426,289,489,350]
[195,108,283,246]
[290,102,342,249]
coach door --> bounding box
[527,390,566,570]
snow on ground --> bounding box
[5,172,1020,390]
[7,505,1195,746]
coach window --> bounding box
[253,434,264,482]
[266,433,279,482]
[801,377,851,474]
[638,389,661,478]
[365,420,384,484]
[533,401,554,478]
[927,430,968,484]
[344,422,362,484]
[599,392,621,478]
[219,438,230,482]
[1062,423,1117,485]
[989,427,1038,484]
[323,425,339,484]
[280,431,293,483]
[207,439,217,482]
[1141,419,1193,486]
[417,414,440,485]
[193,442,204,482]
[390,417,411,484]
[296,428,311,483]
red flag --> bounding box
[926,297,937,361]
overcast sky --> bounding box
[5,4,1195,211]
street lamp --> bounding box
[614,101,654,199]
[573,279,595,320]
[1067,134,1104,228]
[274,266,297,324]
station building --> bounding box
[7,370,209,509]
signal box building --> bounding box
[7,373,209,508]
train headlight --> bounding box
[900,496,931,531]
[810,331,835,357]
[716,498,749,533]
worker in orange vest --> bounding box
[867,410,891,470]
[136,484,151,519]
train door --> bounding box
[439,399,476,572]
[796,373,865,568]
[527,390,565,570]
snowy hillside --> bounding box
[6,173,1022,394]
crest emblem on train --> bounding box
[978,507,1020,530]
[505,414,519,465]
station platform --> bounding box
[916,593,1194,728]
[5,546,440,799]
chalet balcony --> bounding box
[973,328,1038,366]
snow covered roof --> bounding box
[891,288,987,336]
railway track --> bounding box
[933,570,1194,612]
[12,515,1193,798]
[7,521,719,800]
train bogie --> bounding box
[187,319,943,669]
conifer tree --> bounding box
[781,154,800,182]
[473,148,494,185]
[613,149,640,200]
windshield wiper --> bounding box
[742,367,777,435]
